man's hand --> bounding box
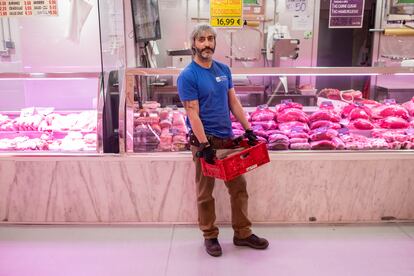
[197,144,216,165]
[244,129,258,146]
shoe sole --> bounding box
[233,240,269,250]
[206,250,222,257]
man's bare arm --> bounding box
[228,88,251,130]
[183,100,209,143]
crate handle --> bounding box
[240,152,250,159]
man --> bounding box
[177,24,269,257]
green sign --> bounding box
[396,0,414,4]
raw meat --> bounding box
[372,104,409,120]
[275,102,303,113]
[289,132,310,139]
[332,137,345,150]
[349,119,374,130]
[289,138,308,144]
[251,120,278,130]
[310,128,338,141]
[378,117,410,129]
[289,143,311,150]
[310,120,341,130]
[309,110,341,123]
[310,140,336,150]
[251,106,277,122]
[349,108,371,120]
[279,121,310,132]
[402,97,414,117]
[268,133,289,144]
[267,141,289,150]
[277,109,309,123]
[232,122,244,130]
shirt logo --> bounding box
[215,75,228,82]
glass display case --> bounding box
[0,0,126,154]
[0,72,103,153]
[121,67,414,153]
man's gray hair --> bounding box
[190,24,217,50]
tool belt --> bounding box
[189,131,240,150]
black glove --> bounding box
[197,144,216,165]
[244,129,258,145]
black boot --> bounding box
[204,238,222,257]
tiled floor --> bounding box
[0,223,413,276]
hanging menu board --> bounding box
[210,0,243,28]
[0,0,58,17]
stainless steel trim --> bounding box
[311,0,321,68]
[96,72,107,154]
[126,66,414,76]
[0,72,101,79]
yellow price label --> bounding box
[210,0,243,28]
[211,16,242,27]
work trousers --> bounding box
[191,145,252,240]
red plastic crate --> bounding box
[200,141,270,181]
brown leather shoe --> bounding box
[204,238,222,257]
[233,234,269,249]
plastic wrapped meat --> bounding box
[251,106,276,122]
[372,104,409,120]
[370,138,389,150]
[309,110,341,123]
[134,124,160,152]
[251,125,268,139]
[310,140,336,150]
[159,119,172,129]
[257,136,268,143]
[268,133,289,144]
[349,119,374,130]
[378,117,410,129]
[289,131,309,139]
[265,129,288,136]
[230,111,251,122]
[267,141,289,150]
[232,122,244,130]
[319,88,341,100]
[349,107,371,120]
[289,143,311,150]
[310,120,341,130]
[279,121,310,132]
[172,111,186,126]
[275,102,303,113]
[277,109,309,123]
[342,90,362,101]
[332,137,345,150]
[402,97,414,117]
[232,129,244,137]
[289,138,308,144]
[388,141,402,150]
[251,120,277,130]
[310,128,338,141]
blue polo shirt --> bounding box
[177,60,234,138]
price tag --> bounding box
[20,107,35,117]
[292,126,305,133]
[281,99,293,104]
[338,127,350,135]
[383,98,396,104]
[406,128,414,135]
[210,0,243,28]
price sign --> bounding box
[0,0,59,17]
[286,0,307,13]
[210,0,243,28]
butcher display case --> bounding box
[0,72,103,153]
[121,67,414,154]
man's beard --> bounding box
[194,46,215,60]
